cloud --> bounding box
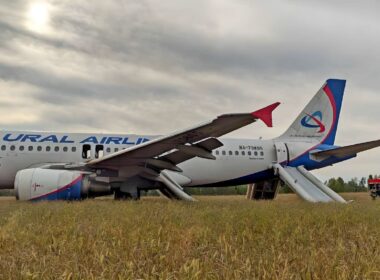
[0,0,379,180]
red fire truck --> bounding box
[368,178,380,199]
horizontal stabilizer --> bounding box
[312,139,380,159]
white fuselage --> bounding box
[0,131,285,189]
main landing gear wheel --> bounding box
[114,189,141,201]
[114,190,133,200]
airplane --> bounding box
[1,79,380,202]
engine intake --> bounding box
[15,169,90,201]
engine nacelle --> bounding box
[15,169,91,201]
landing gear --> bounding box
[114,189,140,201]
[246,180,281,200]
[114,190,132,200]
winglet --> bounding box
[251,102,281,127]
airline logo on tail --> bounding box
[301,111,326,133]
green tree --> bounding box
[347,178,359,192]
[327,177,347,192]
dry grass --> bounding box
[0,193,379,279]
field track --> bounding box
[0,193,379,279]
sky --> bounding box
[0,0,379,181]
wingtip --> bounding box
[251,102,281,127]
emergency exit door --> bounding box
[274,142,289,164]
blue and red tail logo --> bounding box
[301,111,326,133]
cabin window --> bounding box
[254,151,258,157]
[10,145,15,151]
[229,151,233,156]
[260,151,264,156]
[19,146,24,151]
[222,151,226,156]
[114,148,119,153]
[72,147,77,152]
[82,144,91,159]
[235,151,239,156]
[46,146,51,152]
[248,151,252,156]
[95,145,104,159]
[106,147,111,153]
[215,150,219,156]
[28,146,33,151]
[54,146,59,152]
[1,145,6,151]
[242,151,245,156]
[63,147,68,152]
[37,146,42,152]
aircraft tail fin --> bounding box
[279,79,346,145]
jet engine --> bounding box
[15,168,92,201]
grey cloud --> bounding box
[0,0,380,179]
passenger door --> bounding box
[274,142,289,165]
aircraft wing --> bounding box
[84,102,280,172]
[312,139,380,159]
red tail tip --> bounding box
[251,102,281,127]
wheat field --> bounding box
[0,193,379,279]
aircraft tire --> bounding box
[114,189,133,201]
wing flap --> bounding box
[160,138,223,165]
[195,137,224,152]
